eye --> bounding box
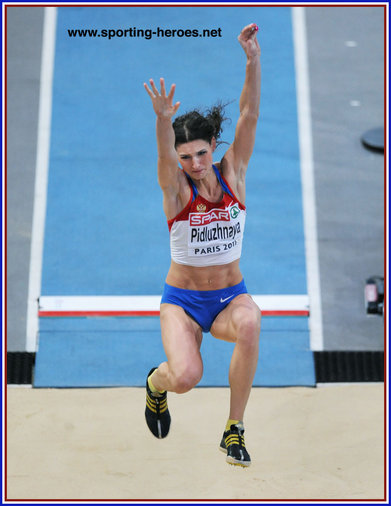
[197,150,207,156]
[180,155,190,160]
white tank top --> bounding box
[168,165,246,267]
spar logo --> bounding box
[190,208,230,226]
[230,205,240,219]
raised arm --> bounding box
[144,78,181,190]
[223,24,261,179]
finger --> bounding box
[167,83,176,102]
[240,23,258,40]
[249,24,259,40]
[143,82,154,99]
[149,78,160,96]
[172,101,181,115]
[160,77,167,97]
[240,24,254,35]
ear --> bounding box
[211,137,217,151]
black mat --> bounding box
[314,351,384,383]
[7,352,35,385]
[7,350,384,385]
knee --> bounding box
[233,304,261,347]
[171,363,203,394]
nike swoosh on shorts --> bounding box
[220,294,235,303]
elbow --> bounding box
[240,109,259,123]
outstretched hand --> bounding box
[238,23,261,59]
[144,78,181,119]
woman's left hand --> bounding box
[238,23,261,59]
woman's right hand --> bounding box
[144,77,181,119]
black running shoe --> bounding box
[219,423,251,467]
[145,367,171,439]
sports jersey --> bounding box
[168,165,246,267]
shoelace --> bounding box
[146,391,168,415]
[226,430,246,448]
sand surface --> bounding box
[6,384,385,501]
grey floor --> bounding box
[7,7,44,351]
[307,7,384,349]
[6,6,385,352]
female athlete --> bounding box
[143,23,261,467]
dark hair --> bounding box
[172,103,229,148]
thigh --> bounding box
[210,294,261,342]
[160,303,203,370]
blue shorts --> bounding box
[161,279,248,332]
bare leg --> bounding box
[151,303,203,394]
[210,294,261,421]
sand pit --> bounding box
[6,384,385,501]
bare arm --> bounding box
[223,24,261,182]
[143,78,181,190]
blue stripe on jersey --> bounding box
[212,164,234,199]
[184,164,234,201]
[185,172,198,201]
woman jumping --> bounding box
[143,23,261,467]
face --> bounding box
[176,138,216,180]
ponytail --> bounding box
[173,102,229,147]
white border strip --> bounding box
[38,294,309,312]
[25,7,57,352]
[292,7,324,350]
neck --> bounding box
[193,165,222,202]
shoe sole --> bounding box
[145,407,170,439]
[219,445,251,467]
[226,456,251,467]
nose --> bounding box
[192,157,201,170]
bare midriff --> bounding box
[165,259,243,291]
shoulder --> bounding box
[216,155,241,188]
[216,155,246,205]
[161,168,192,221]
